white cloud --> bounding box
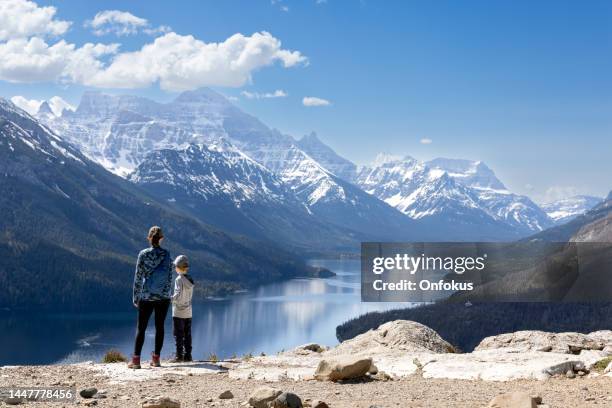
[0,2,306,91]
[0,37,118,84]
[420,138,433,144]
[85,10,170,37]
[0,0,71,41]
[302,96,330,107]
[0,38,75,82]
[10,95,42,115]
[241,89,288,99]
[271,0,289,12]
[83,31,307,91]
[10,95,74,116]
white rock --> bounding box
[476,331,605,354]
[314,356,373,381]
[329,320,456,356]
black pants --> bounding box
[173,317,192,357]
[133,299,170,356]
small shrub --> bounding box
[593,356,612,372]
[260,351,266,357]
[243,352,253,361]
[102,349,127,363]
[208,352,218,363]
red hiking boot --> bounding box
[127,355,141,369]
[150,353,161,367]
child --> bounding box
[170,255,195,362]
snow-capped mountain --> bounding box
[426,158,553,233]
[356,155,553,238]
[541,195,603,225]
[10,95,74,117]
[39,89,427,242]
[0,98,85,168]
[130,140,290,206]
[128,140,358,248]
[36,88,555,241]
[426,158,506,190]
[296,132,357,182]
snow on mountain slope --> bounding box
[296,132,357,182]
[129,140,291,206]
[541,195,604,224]
[357,154,552,238]
[357,155,485,219]
[426,158,506,190]
[0,99,85,168]
[425,158,553,233]
[128,140,359,249]
[39,90,424,241]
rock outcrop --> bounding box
[329,320,457,356]
[475,330,612,354]
[228,320,612,383]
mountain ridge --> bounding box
[0,98,318,310]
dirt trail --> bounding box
[1,363,611,408]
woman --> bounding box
[128,226,173,369]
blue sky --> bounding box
[1,0,610,202]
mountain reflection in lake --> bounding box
[0,259,408,365]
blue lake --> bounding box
[0,259,407,365]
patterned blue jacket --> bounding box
[133,246,173,303]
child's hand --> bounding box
[133,302,139,309]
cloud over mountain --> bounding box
[0,1,307,90]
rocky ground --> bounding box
[1,320,611,408]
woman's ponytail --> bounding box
[148,226,164,247]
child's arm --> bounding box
[171,277,182,303]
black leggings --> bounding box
[133,299,170,356]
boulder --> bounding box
[271,392,303,408]
[141,397,181,408]
[476,331,605,354]
[218,390,234,399]
[311,401,329,408]
[315,356,373,381]
[79,388,98,398]
[486,392,541,408]
[248,387,282,408]
[299,343,325,353]
[330,320,456,356]
[588,330,612,354]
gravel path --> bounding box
[1,363,611,407]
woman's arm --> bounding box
[133,252,145,306]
